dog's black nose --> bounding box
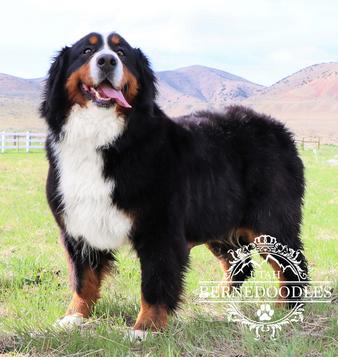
[96,54,117,72]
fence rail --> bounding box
[295,137,321,150]
[0,132,326,153]
[0,132,46,153]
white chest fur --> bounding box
[53,103,133,250]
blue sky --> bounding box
[1,0,337,85]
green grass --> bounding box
[0,147,337,356]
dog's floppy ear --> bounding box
[134,48,157,109]
[40,46,69,119]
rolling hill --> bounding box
[244,62,338,141]
[0,73,45,131]
[157,65,264,116]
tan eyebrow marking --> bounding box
[89,35,98,45]
[111,35,120,45]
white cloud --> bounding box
[1,0,337,85]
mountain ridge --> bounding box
[243,62,338,141]
[156,65,264,116]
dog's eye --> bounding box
[83,48,92,55]
[116,50,125,57]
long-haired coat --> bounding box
[40,31,308,331]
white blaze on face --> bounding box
[89,33,124,88]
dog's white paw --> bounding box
[126,329,153,341]
[55,314,85,329]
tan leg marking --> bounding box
[187,241,202,251]
[242,229,288,305]
[207,229,257,291]
[218,257,232,281]
[249,231,288,307]
[133,294,168,331]
[261,254,288,307]
[65,268,101,318]
[237,228,257,243]
[205,242,233,293]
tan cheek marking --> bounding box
[111,35,120,45]
[133,294,168,331]
[115,65,139,116]
[121,65,139,102]
[66,63,93,107]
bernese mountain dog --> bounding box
[40,31,308,332]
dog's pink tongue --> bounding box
[99,84,132,108]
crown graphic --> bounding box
[254,235,277,247]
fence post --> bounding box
[26,131,30,153]
[1,132,5,153]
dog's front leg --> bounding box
[57,232,115,327]
[133,235,189,331]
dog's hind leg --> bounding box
[255,232,308,308]
[206,230,255,291]
[247,208,309,308]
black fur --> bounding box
[41,32,308,317]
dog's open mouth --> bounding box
[81,81,131,108]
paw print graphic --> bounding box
[256,304,274,321]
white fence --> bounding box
[0,132,46,153]
[0,132,332,153]
[295,137,321,150]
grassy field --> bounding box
[0,147,337,356]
